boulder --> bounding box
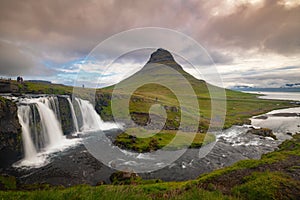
[247,127,277,140]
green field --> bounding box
[114,128,216,152]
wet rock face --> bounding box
[0,80,19,93]
[247,127,277,140]
[0,97,22,168]
[95,93,113,121]
[57,96,73,135]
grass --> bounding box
[192,134,300,199]
[23,81,73,95]
[114,128,216,152]
[0,175,16,190]
[2,72,295,131]
[98,68,296,131]
[0,184,235,200]
[196,135,300,184]
[232,171,300,200]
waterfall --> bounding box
[34,101,64,148]
[67,97,79,133]
[75,98,119,131]
[49,97,61,122]
[17,106,38,161]
[16,96,68,167]
[15,95,119,167]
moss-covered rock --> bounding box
[95,92,113,121]
[109,171,140,185]
[0,174,17,190]
[57,96,73,135]
[0,97,22,168]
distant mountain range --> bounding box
[232,85,300,92]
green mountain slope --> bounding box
[98,48,294,131]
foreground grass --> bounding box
[0,184,234,200]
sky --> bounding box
[0,0,300,88]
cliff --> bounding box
[0,97,22,168]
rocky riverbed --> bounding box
[3,121,295,186]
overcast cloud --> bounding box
[0,0,299,87]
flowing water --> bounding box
[66,98,79,133]
[5,91,300,185]
[14,96,119,168]
[17,106,38,162]
[75,98,119,131]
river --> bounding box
[4,91,300,186]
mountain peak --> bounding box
[147,48,175,63]
[146,48,183,71]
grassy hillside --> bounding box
[1,134,299,199]
[96,49,296,132]
[0,79,73,95]
[93,49,296,152]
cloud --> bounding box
[0,41,54,76]
[1,0,299,59]
[0,0,299,87]
[201,0,300,55]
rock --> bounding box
[254,115,268,120]
[95,180,105,186]
[0,97,22,168]
[57,96,73,135]
[287,132,293,136]
[146,48,183,71]
[0,80,19,93]
[147,48,176,63]
[247,127,277,140]
[164,105,179,113]
[109,170,139,185]
[95,92,113,121]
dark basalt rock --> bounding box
[146,48,183,71]
[247,127,277,140]
[0,97,22,168]
[95,92,113,121]
[57,96,73,135]
[147,48,176,63]
[0,80,19,93]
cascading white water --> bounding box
[35,101,64,148]
[75,98,119,131]
[49,97,61,122]
[16,96,72,167]
[15,95,118,167]
[67,97,79,133]
[17,106,38,162]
